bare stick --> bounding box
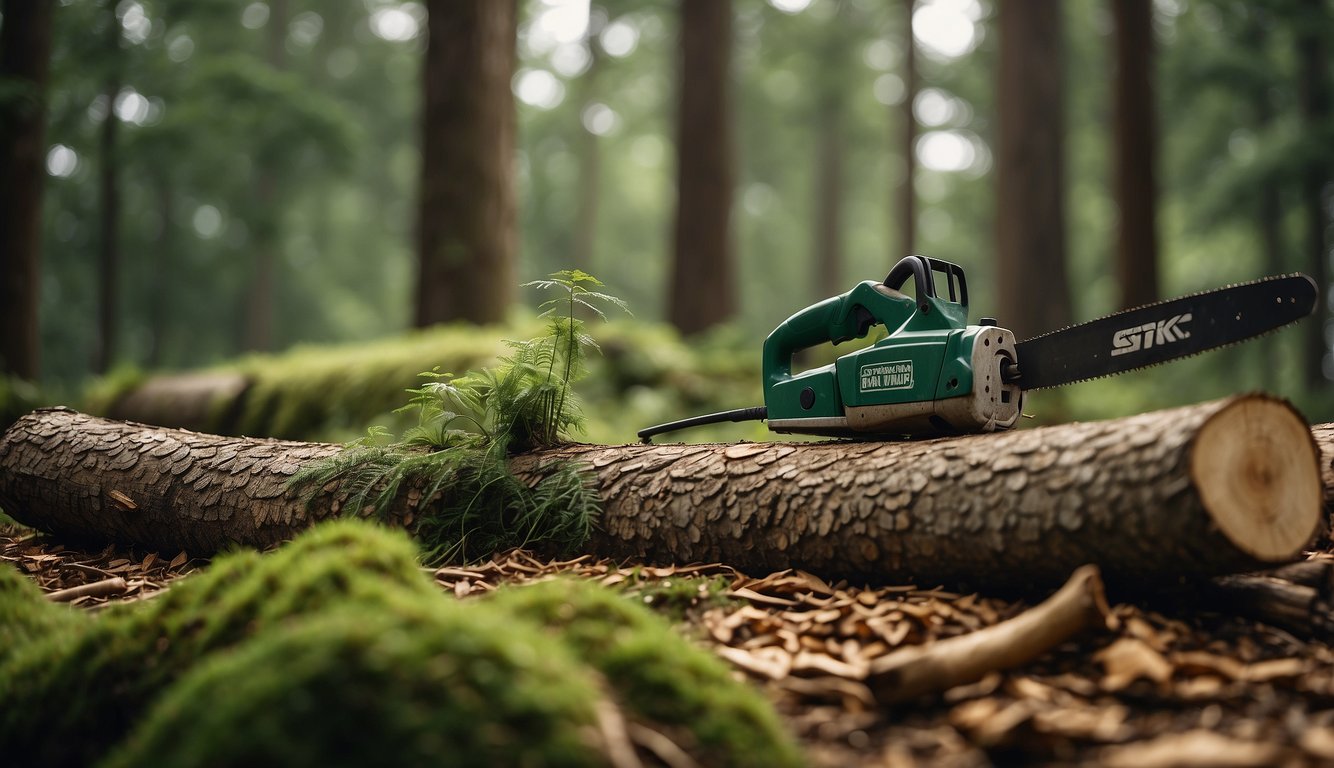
[868,565,1115,704]
[44,576,128,603]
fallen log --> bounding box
[0,395,1323,587]
[0,408,345,553]
[103,371,251,435]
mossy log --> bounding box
[0,396,1324,587]
[104,371,251,435]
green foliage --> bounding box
[290,272,628,564]
[0,519,800,768]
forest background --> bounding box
[2,0,1333,441]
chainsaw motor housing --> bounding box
[763,256,1023,438]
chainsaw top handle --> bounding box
[884,255,968,313]
[761,255,972,384]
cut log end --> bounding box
[1191,395,1323,562]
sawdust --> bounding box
[5,523,1334,766]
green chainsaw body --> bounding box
[762,256,1023,437]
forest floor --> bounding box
[5,524,1334,767]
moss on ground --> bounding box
[0,520,437,766]
[0,564,81,667]
[0,520,802,767]
[491,579,805,768]
[102,597,604,768]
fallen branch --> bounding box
[867,565,1116,704]
[1204,558,1334,641]
[44,576,128,603]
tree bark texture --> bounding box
[1111,0,1159,311]
[1,397,1322,589]
[0,409,346,554]
[1306,424,1334,516]
[415,0,518,327]
[0,0,53,381]
[668,0,737,336]
[995,0,1072,341]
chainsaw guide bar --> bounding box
[1013,274,1318,390]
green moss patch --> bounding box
[0,520,801,767]
[491,579,805,768]
[103,599,604,768]
[0,564,82,667]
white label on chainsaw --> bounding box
[1110,313,1192,357]
[860,361,914,392]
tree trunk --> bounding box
[95,70,121,376]
[897,0,917,261]
[668,0,737,336]
[812,2,851,303]
[1111,0,1159,310]
[1296,0,1330,387]
[813,105,844,302]
[995,0,1072,341]
[242,0,288,353]
[573,10,604,272]
[415,0,518,327]
[1245,13,1285,391]
[0,0,52,382]
[146,173,174,368]
[1,397,1321,589]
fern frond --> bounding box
[290,269,626,565]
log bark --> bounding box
[0,396,1323,588]
[1308,424,1334,514]
[0,408,344,554]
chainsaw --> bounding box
[638,255,1318,443]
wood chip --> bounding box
[1241,657,1306,682]
[714,646,791,680]
[1096,638,1173,691]
[1098,730,1284,768]
[728,587,801,607]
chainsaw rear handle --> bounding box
[883,255,969,311]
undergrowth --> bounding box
[291,271,628,564]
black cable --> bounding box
[637,406,768,444]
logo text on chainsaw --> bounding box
[860,361,914,392]
[1110,313,1192,357]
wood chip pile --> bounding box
[6,526,1334,766]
